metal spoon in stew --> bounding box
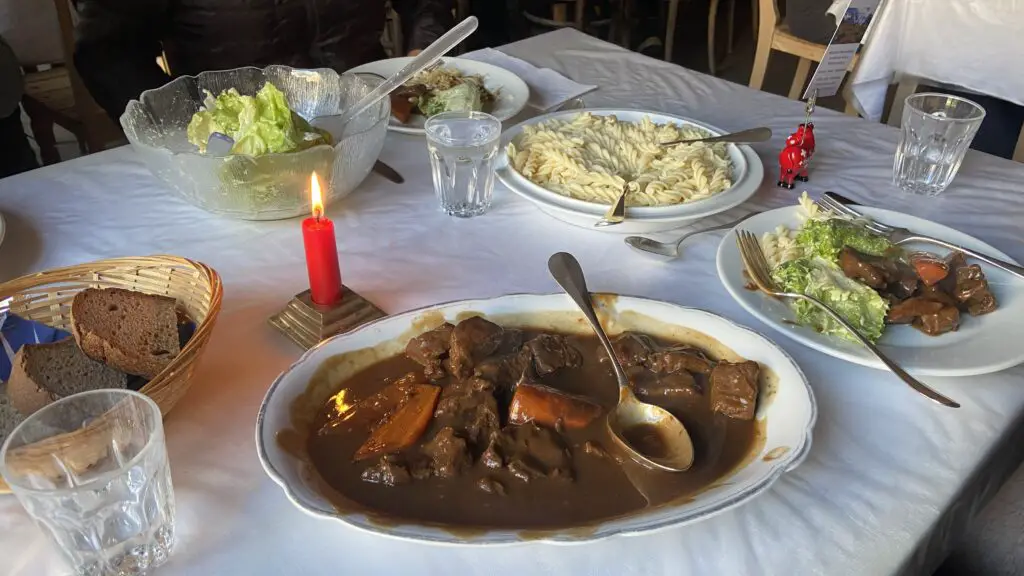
[547,252,695,472]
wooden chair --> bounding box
[707,0,758,75]
[20,0,123,164]
[748,0,858,110]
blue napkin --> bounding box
[1,312,71,382]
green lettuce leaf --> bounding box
[796,218,893,263]
[773,256,889,343]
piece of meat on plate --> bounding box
[405,323,454,380]
[914,306,960,336]
[838,247,889,289]
[954,264,998,316]
[449,317,505,378]
[887,297,945,324]
[709,360,760,420]
[525,333,583,376]
[422,426,472,479]
[605,332,656,368]
[647,346,714,375]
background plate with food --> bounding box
[717,202,1024,376]
[257,293,815,545]
[348,57,529,135]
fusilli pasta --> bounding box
[507,113,734,207]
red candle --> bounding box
[302,172,342,306]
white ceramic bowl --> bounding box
[496,109,765,234]
[257,293,816,545]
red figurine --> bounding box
[777,144,809,189]
[778,94,818,189]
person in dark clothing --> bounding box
[73,0,454,123]
[0,36,39,178]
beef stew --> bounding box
[303,317,764,530]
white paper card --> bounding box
[804,0,882,99]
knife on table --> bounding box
[824,191,1024,280]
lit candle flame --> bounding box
[310,172,323,219]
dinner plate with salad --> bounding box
[717,194,1024,376]
[348,57,529,135]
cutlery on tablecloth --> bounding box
[372,161,404,184]
[735,229,960,408]
[625,211,761,258]
[595,186,628,228]
[821,192,1024,281]
[660,127,772,147]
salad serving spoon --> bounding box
[625,211,760,257]
[735,229,960,408]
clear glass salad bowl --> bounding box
[120,65,389,220]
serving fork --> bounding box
[820,192,1024,281]
[735,229,960,408]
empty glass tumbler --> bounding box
[424,111,501,217]
[1,390,175,576]
[893,93,986,196]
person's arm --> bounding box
[392,0,455,53]
[73,0,170,122]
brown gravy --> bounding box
[621,423,671,460]
[301,327,763,531]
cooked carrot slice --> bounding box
[912,257,949,286]
[354,384,441,461]
[509,382,603,430]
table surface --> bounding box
[4,29,1024,576]
[850,0,1024,121]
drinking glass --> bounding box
[893,92,986,196]
[424,111,501,217]
[0,390,175,576]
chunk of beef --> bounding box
[887,261,920,301]
[525,334,583,376]
[476,477,506,496]
[839,247,888,289]
[955,265,998,316]
[914,306,960,336]
[422,427,471,479]
[433,380,500,448]
[481,423,572,483]
[360,455,411,486]
[887,297,944,324]
[474,348,533,390]
[405,323,454,380]
[634,371,704,412]
[606,333,656,367]
[449,317,505,378]
[709,360,760,420]
[647,346,714,375]
[918,282,958,307]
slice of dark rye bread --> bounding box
[0,389,24,448]
[6,338,127,416]
[71,288,181,379]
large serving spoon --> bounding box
[660,126,772,147]
[311,16,479,137]
[547,252,695,472]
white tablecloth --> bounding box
[3,29,1024,576]
[850,0,1024,121]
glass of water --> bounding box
[424,111,501,217]
[893,93,986,196]
[1,390,175,575]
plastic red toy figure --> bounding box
[777,144,809,189]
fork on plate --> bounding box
[818,192,1024,281]
[735,229,960,408]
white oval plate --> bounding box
[507,145,763,234]
[348,57,529,135]
[257,293,816,545]
[717,205,1024,376]
[496,109,763,222]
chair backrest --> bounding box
[49,0,123,150]
[757,0,782,36]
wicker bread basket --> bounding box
[0,256,222,493]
